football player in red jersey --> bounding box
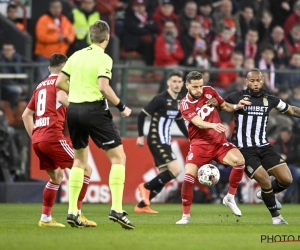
[176,71,250,224]
[22,53,96,228]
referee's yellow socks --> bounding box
[68,167,84,215]
[109,164,125,213]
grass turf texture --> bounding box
[1,203,300,250]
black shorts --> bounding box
[147,142,177,168]
[240,144,285,179]
[67,101,122,150]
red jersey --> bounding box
[27,74,66,144]
[180,86,226,145]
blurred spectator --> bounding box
[290,87,300,107]
[68,0,100,56]
[273,127,300,203]
[154,20,183,66]
[239,0,270,21]
[35,0,74,80]
[285,23,300,54]
[123,0,158,65]
[257,10,275,45]
[265,26,289,68]
[235,28,259,61]
[178,1,199,35]
[211,26,235,66]
[212,0,236,39]
[6,4,25,31]
[197,0,213,44]
[257,44,277,92]
[243,56,255,71]
[0,107,21,181]
[270,0,294,26]
[152,0,180,35]
[114,1,130,38]
[234,5,257,44]
[284,0,300,36]
[216,50,244,92]
[0,42,28,109]
[279,52,300,90]
[180,20,209,68]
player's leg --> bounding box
[268,163,293,196]
[252,167,288,224]
[33,142,65,227]
[176,163,198,224]
[136,160,181,213]
[219,147,245,216]
[137,144,179,207]
[77,164,97,227]
[66,103,89,228]
[105,145,135,229]
[39,168,65,227]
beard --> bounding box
[248,87,263,96]
[188,90,201,100]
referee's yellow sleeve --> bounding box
[98,55,112,80]
[61,56,72,76]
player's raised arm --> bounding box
[219,99,252,112]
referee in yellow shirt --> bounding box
[56,20,134,229]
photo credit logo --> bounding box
[261,235,300,243]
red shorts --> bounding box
[33,140,74,170]
[186,140,236,167]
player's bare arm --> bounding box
[57,90,69,107]
[220,100,251,112]
[98,77,131,117]
[56,72,70,92]
[191,115,227,133]
[285,105,300,118]
[22,108,35,136]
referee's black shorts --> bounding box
[147,141,177,168]
[67,100,122,150]
[240,144,285,179]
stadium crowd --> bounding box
[1,0,300,203]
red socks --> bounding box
[181,174,195,215]
[42,181,59,215]
[228,165,245,195]
[77,175,90,210]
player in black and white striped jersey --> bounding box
[225,68,300,224]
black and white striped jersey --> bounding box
[225,89,289,149]
[142,91,182,145]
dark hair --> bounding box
[186,71,203,83]
[246,68,262,78]
[90,20,110,43]
[280,127,292,133]
[49,53,68,67]
[2,41,14,47]
[168,69,183,79]
[261,44,274,53]
[49,0,61,6]
[7,4,17,12]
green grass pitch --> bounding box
[1,203,300,250]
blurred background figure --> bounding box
[6,4,25,31]
[67,0,100,56]
[273,127,300,204]
[0,42,28,110]
[154,20,184,67]
[34,0,74,80]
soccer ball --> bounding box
[197,164,220,187]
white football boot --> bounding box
[223,195,242,217]
[176,214,190,224]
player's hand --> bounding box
[121,107,131,117]
[136,136,144,147]
[236,100,251,109]
[212,123,227,133]
[206,98,219,107]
